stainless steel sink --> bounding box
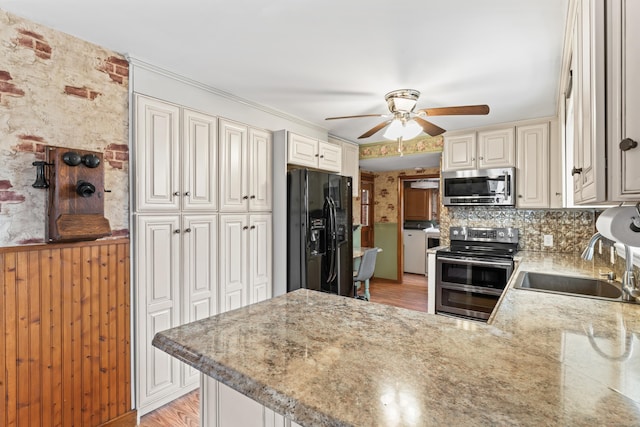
[513,271,622,300]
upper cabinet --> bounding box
[567,0,640,204]
[135,95,218,212]
[516,123,549,208]
[607,0,640,200]
[442,128,515,172]
[287,132,342,172]
[219,118,272,212]
[340,140,360,197]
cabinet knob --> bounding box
[243,226,249,230]
[173,191,180,196]
[620,138,638,151]
[555,192,562,196]
[571,167,583,176]
[315,154,319,157]
[518,195,523,198]
[479,156,484,160]
[320,155,324,158]
[472,157,475,161]
[184,191,190,196]
[250,225,256,230]
[242,195,249,200]
[174,229,181,234]
[250,195,256,199]
[184,228,191,233]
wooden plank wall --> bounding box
[0,239,135,427]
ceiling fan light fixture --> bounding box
[383,118,423,140]
[385,89,420,113]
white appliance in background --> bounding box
[403,226,427,274]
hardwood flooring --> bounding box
[138,273,428,426]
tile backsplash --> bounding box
[439,206,597,253]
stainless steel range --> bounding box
[435,226,519,321]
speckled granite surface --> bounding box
[153,252,640,427]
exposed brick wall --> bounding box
[13,135,47,160]
[14,28,52,59]
[0,10,129,246]
[105,143,129,169]
[0,70,25,103]
[0,180,26,214]
[64,85,102,100]
[98,56,129,85]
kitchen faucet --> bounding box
[582,232,639,302]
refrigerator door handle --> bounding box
[329,197,338,283]
[325,196,337,283]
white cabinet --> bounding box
[607,0,640,200]
[135,95,218,212]
[442,128,514,171]
[442,133,476,171]
[341,141,360,197]
[219,118,272,212]
[516,123,550,208]
[287,132,342,172]
[569,0,607,204]
[219,214,272,313]
[201,375,302,427]
[135,214,217,414]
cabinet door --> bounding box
[477,128,515,168]
[317,141,342,172]
[287,132,318,168]
[220,119,249,212]
[404,188,429,221]
[608,0,640,199]
[249,214,272,305]
[574,0,606,204]
[182,109,218,211]
[341,142,360,197]
[136,215,182,410]
[248,128,273,211]
[219,215,248,313]
[442,133,476,171]
[182,214,217,386]
[135,95,181,212]
[516,123,549,208]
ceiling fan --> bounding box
[325,89,490,140]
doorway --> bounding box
[360,172,374,247]
[397,174,440,282]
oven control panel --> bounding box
[450,226,518,243]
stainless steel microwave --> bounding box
[442,167,515,206]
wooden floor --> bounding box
[138,273,428,426]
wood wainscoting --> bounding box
[0,238,136,427]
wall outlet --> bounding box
[543,234,554,247]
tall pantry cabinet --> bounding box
[133,95,273,415]
[134,95,219,415]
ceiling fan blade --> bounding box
[413,117,446,136]
[358,120,393,139]
[325,114,387,120]
[420,104,490,116]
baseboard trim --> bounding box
[98,410,138,427]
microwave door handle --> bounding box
[505,174,510,197]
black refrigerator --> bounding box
[287,169,353,297]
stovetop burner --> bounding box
[441,226,519,258]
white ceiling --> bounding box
[0,0,569,170]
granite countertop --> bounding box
[153,252,640,426]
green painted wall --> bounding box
[374,223,398,280]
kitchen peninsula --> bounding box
[153,252,640,426]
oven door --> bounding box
[435,254,513,320]
[436,283,502,321]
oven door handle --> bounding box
[437,256,513,268]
